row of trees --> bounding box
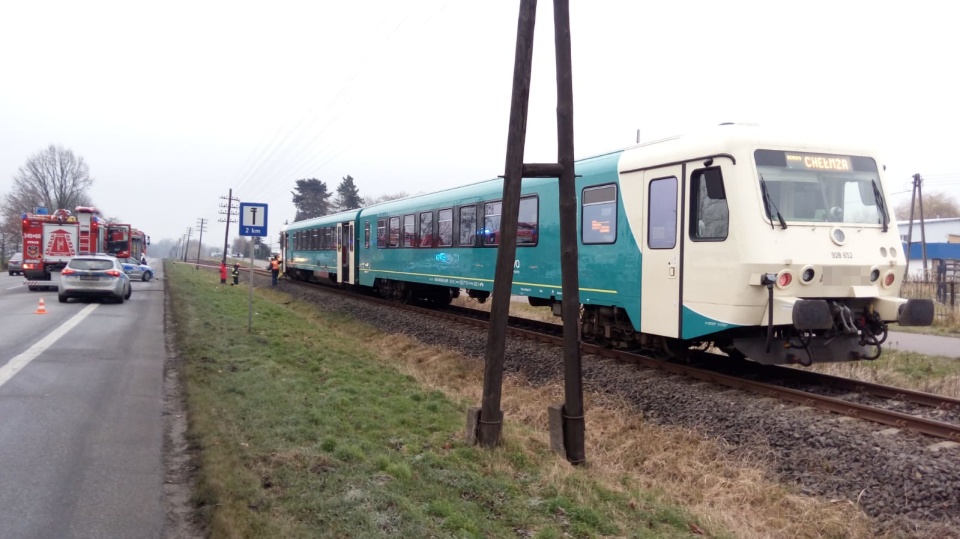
[291,175,409,222]
[1,145,107,266]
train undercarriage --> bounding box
[285,271,932,365]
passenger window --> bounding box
[402,214,415,247]
[377,218,387,248]
[582,185,617,244]
[438,209,453,247]
[364,221,370,248]
[690,167,728,241]
[419,212,434,248]
[388,217,400,248]
[459,206,477,246]
[483,201,501,246]
[648,177,677,249]
[518,196,539,246]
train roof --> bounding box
[616,123,882,173]
[283,208,363,232]
[281,124,883,230]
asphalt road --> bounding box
[0,262,166,539]
[887,330,960,358]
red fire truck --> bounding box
[22,207,148,290]
[99,223,150,261]
[22,208,82,290]
[131,228,149,261]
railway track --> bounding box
[254,270,960,442]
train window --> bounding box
[438,209,453,247]
[459,206,477,246]
[365,221,370,248]
[377,218,387,248]
[389,216,400,248]
[419,212,434,248]
[648,177,677,249]
[483,201,501,246]
[518,196,539,246]
[690,168,729,241]
[582,185,617,244]
[402,214,415,248]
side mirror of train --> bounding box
[897,299,935,327]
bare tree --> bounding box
[1,144,96,253]
[365,191,412,205]
[894,191,960,221]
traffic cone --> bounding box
[35,297,47,314]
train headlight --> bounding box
[800,266,815,284]
[882,271,896,288]
[870,268,880,283]
[776,270,793,288]
[830,227,846,246]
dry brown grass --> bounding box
[369,332,878,539]
[451,293,561,324]
[810,358,960,399]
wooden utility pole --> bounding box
[219,189,239,264]
[904,174,928,280]
[468,0,585,465]
[195,218,207,268]
[182,227,192,262]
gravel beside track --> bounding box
[276,279,959,538]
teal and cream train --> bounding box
[281,124,932,365]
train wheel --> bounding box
[658,337,690,362]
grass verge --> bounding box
[169,263,876,538]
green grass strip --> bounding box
[168,262,712,538]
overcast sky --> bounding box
[2,1,958,250]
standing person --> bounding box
[140,253,147,265]
[219,261,228,284]
[270,255,280,286]
[231,262,240,286]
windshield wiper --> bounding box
[759,174,787,229]
[872,179,889,232]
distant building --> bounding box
[897,217,960,244]
[898,217,960,279]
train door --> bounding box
[337,222,355,284]
[639,165,683,338]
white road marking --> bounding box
[6,285,23,290]
[0,303,99,388]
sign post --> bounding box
[239,203,268,332]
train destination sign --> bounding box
[784,152,853,172]
[239,202,268,237]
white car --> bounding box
[58,254,132,303]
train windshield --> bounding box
[755,150,885,225]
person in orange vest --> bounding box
[219,261,227,284]
[270,255,280,286]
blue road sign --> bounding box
[239,203,268,237]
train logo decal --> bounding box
[45,228,77,257]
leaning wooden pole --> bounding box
[471,0,538,448]
[552,0,585,465]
